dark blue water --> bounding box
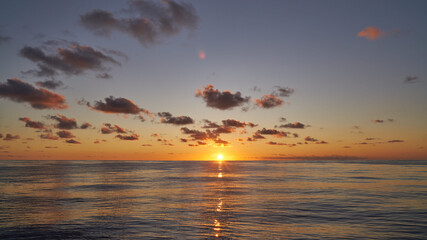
[0,160,426,239]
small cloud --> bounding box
[49,114,78,129]
[222,119,257,128]
[158,112,194,125]
[35,80,63,90]
[83,96,151,117]
[357,26,386,40]
[0,33,11,44]
[40,133,59,140]
[65,139,81,144]
[0,78,67,109]
[101,123,126,134]
[372,119,384,123]
[388,139,404,143]
[273,86,295,97]
[201,119,220,128]
[19,117,46,129]
[254,94,283,109]
[56,130,75,139]
[80,122,92,129]
[116,134,139,141]
[141,144,152,147]
[404,76,418,83]
[3,134,20,141]
[198,50,206,60]
[266,141,287,146]
[278,122,305,129]
[195,85,250,110]
[256,128,288,138]
[96,73,112,79]
[279,117,287,122]
[304,136,318,142]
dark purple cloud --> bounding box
[20,44,120,77]
[195,85,250,110]
[35,80,63,90]
[80,0,199,47]
[80,122,92,129]
[304,136,318,142]
[222,119,257,128]
[0,78,67,109]
[83,96,151,118]
[388,139,404,143]
[404,76,418,83]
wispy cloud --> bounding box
[35,80,64,90]
[357,26,386,40]
[20,43,120,78]
[80,0,199,47]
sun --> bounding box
[217,154,223,161]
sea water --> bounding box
[0,160,426,239]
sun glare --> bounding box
[217,154,223,161]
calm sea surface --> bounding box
[0,160,426,239]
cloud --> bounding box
[222,119,257,128]
[158,112,194,125]
[65,139,81,144]
[180,138,188,142]
[195,85,250,110]
[116,134,139,140]
[0,78,67,109]
[80,0,199,47]
[388,139,404,143]
[96,73,112,79]
[35,80,63,90]
[372,119,384,123]
[83,96,151,118]
[3,134,20,141]
[254,94,283,109]
[19,117,46,129]
[198,50,206,59]
[214,138,229,146]
[278,122,305,129]
[56,130,75,138]
[180,127,218,141]
[141,144,152,147]
[101,123,126,134]
[315,141,328,144]
[80,122,92,129]
[266,141,287,146]
[404,76,418,83]
[20,44,120,77]
[256,128,288,138]
[40,133,59,140]
[279,117,287,122]
[0,33,11,44]
[304,136,318,142]
[273,86,295,97]
[202,119,221,128]
[357,26,386,40]
[49,114,78,129]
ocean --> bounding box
[0,160,426,239]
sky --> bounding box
[0,0,426,160]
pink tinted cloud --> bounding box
[357,26,386,40]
